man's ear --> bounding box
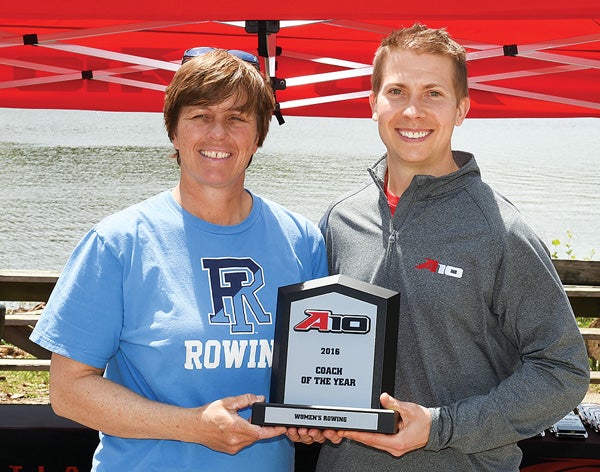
[369,92,378,122]
[455,97,470,126]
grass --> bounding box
[0,341,49,403]
[0,369,49,403]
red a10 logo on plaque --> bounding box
[293,309,371,334]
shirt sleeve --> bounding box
[311,228,329,279]
[425,223,590,454]
[30,228,124,369]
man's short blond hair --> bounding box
[372,23,469,102]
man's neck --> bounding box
[386,153,459,197]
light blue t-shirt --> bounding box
[31,189,328,471]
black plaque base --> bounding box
[252,401,398,433]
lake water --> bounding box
[1,108,598,271]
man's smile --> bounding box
[398,129,431,139]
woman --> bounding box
[30,49,328,471]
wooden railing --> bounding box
[1,261,599,382]
[0,270,57,371]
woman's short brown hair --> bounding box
[163,49,275,148]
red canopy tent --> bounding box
[1,1,599,119]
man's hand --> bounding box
[329,393,431,456]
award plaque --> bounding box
[252,274,400,433]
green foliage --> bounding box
[551,230,596,260]
[578,317,596,329]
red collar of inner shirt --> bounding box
[384,171,400,216]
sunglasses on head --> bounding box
[181,47,260,70]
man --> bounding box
[316,23,589,471]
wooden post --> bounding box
[0,304,5,340]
